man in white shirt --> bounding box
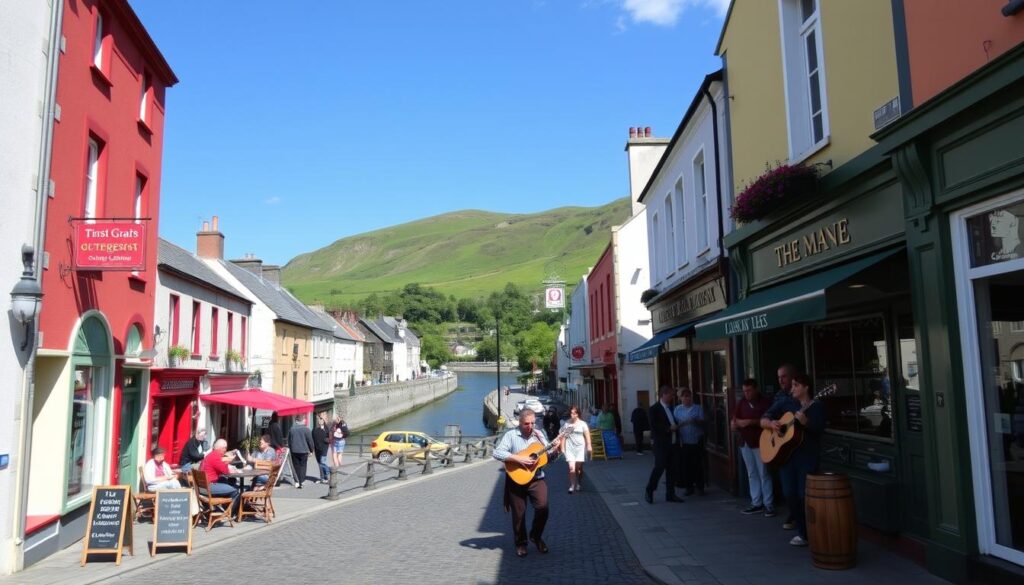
[144,447,181,490]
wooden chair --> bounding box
[237,464,280,523]
[133,465,156,523]
[191,469,235,531]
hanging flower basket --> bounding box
[730,163,819,224]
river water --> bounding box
[358,371,519,439]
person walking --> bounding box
[674,388,705,496]
[559,405,592,494]
[287,414,316,489]
[631,404,650,454]
[312,413,331,484]
[732,378,775,516]
[493,409,561,557]
[331,415,349,468]
[760,373,825,546]
[644,385,684,504]
[267,412,285,450]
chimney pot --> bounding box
[202,221,210,231]
[629,127,636,138]
[645,126,651,137]
[212,216,219,231]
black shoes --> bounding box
[666,495,685,503]
[530,537,549,554]
[515,545,528,557]
[644,489,654,504]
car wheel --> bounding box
[377,450,393,464]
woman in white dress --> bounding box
[560,406,592,494]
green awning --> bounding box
[694,249,900,340]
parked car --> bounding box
[513,398,545,415]
[371,431,448,463]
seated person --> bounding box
[179,428,209,472]
[143,447,181,490]
[199,439,240,514]
[246,434,277,487]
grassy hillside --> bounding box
[283,198,631,305]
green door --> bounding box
[118,370,142,488]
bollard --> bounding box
[422,451,433,475]
[444,446,455,468]
[463,445,473,463]
[327,466,340,500]
[397,453,407,480]
[364,460,376,490]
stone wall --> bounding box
[334,374,458,431]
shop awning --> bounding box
[628,322,694,363]
[199,388,314,416]
[694,249,900,340]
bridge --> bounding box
[443,361,521,373]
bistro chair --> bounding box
[190,469,235,531]
[133,465,156,523]
[237,464,280,524]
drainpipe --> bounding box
[703,83,726,263]
[15,0,64,571]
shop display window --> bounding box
[808,316,894,439]
[67,365,108,500]
[695,349,729,453]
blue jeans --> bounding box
[206,480,239,514]
[318,454,330,481]
[740,445,774,508]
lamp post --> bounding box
[10,245,43,351]
[496,311,501,425]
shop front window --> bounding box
[67,365,108,500]
[808,316,894,439]
[695,349,729,453]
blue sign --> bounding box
[602,431,622,459]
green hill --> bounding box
[282,198,631,305]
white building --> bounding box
[0,0,60,573]
[566,273,591,412]
[308,305,362,394]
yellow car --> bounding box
[370,431,448,463]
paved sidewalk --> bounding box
[585,451,949,585]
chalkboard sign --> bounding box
[80,485,133,566]
[602,431,623,459]
[152,489,193,556]
[906,393,923,432]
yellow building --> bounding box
[716,0,900,191]
[273,322,312,401]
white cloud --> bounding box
[620,0,729,27]
[264,196,281,205]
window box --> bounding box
[730,163,818,224]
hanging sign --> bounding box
[74,221,147,271]
[571,346,585,361]
[152,489,193,556]
[81,485,133,566]
[545,286,565,309]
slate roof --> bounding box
[158,239,250,303]
[359,317,397,344]
[380,316,420,347]
[219,260,328,330]
[309,308,357,342]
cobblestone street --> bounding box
[93,460,653,585]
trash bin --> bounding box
[806,472,857,569]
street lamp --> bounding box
[9,245,43,352]
[496,311,502,425]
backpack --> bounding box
[341,423,350,439]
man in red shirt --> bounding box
[200,438,239,514]
[731,379,775,517]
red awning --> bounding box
[199,388,314,416]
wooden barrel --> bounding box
[805,472,857,570]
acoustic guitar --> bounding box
[504,426,572,486]
[759,384,837,466]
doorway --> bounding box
[117,369,142,487]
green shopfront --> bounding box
[874,45,1024,583]
[698,151,937,552]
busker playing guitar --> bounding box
[493,409,562,557]
[759,372,826,547]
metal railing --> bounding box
[325,434,500,499]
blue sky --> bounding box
[134,0,728,265]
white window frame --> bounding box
[951,187,1024,567]
[778,0,830,162]
[693,150,710,254]
[93,12,104,69]
[139,72,150,123]
[674,177,688,268]
[133,174,145,222]
[664,194,676,275]
[85,138,100,219]
[651,212,662,285]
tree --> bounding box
[419,332,452,368]
[516,322,558,373]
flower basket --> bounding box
[168,345,190,367]
[225,349,242,371]
[731,164,818,224]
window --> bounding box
[1011,321,1024,333]
[808,316,893,439]
[133,173,146,222]
[780,0,829,160]
[606,274,613,334]
[674,178,687,265]
[694,350,729,454]
[282,329,288,354]
[227,312,234,352]
[92,12,104,69]
[169,294,180,346]
[139,72,152,126]
[66,365,108,500]
[210,307,219,357]
[651,213,661,281]
[85,138,102,219]
[694,152,709,251]
[191,301,201,355]
[241,316,247,358]
[664,195,677,271]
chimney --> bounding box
[196,215,225,259]
[262,265,282,285]
[230,253,264,276]
[624,125,669,215]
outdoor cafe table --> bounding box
[224,468,264,491]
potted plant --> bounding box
[168,345,190,367]
[730,163,818,224]
[225,349,242,372]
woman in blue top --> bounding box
[760,372,825,547]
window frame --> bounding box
[90,9,112,83]
[169,294,180,346]
[84,137,102,219]
[674,177,688,268]
[210,307,219,358]
[693,150,710,254]
[651,212,662,285]
[664,193,677,274]
[191,301,201,356]
[778,0,830,162]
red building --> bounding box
[24,0,175,565]
[587,243,618,418]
